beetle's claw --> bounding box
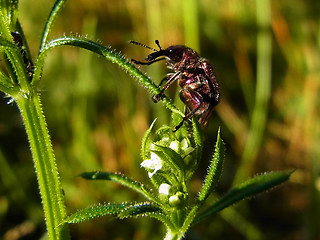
[152,94,162,103]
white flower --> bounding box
[141,152,162,178]
[180,139,188,150]
[180,138,194,156]
[169,141,179,151]
[159,183,171,195]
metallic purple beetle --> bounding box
[130,40,219,131]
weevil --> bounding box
[130,40,219,131]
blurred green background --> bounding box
[0,0,319,239]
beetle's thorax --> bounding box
[166,47,200,72]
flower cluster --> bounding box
[141,138,194,178]
[140,121,198,206]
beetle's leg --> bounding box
[173,89,203,132]
[152,71,181,103]
[173,104,202,132]
[131,57,166,65]
[157,73,174,87]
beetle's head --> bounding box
[146,45,189,63]
[130,40,199,67]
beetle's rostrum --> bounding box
[130,40,219,132]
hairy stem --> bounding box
[15,92,70,240]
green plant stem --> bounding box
[15,92,70,240]
[36,37,184,117]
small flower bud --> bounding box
[159,183,171,195]
[169,192,184,206]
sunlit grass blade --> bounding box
[194,170,293,224]
[234,0,272,185]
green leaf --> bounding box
[154,144,186,173]
[191,117,203,150]
[65,202,173,229]
[178,205,200,239]
[65,203,127,223]
[149,172,169,190]
[0,34,31,90]
[118,202,175,229]
[141,118,157,161]
[0,67,18,95]
[0,35,17,48]
[0,0,18,28]
[198,128,224,202]
[117,202,162,218]
[191,118,203,169]
[40,0,67,50]
[194,170,293,224]
[80,171,162,206]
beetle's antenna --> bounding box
[155,40,162,51]
[129,40,158,52]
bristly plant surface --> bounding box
[66,119,292,240]
[0,0,292,240]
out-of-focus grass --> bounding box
[0,0,319,239]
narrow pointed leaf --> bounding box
[194,170,293,224]
[118,202,174,229]
[0,37,31,90]
[0,36,17,48]
[117,202,162,218]
[40,0,67,50]
[65,203,127,224]
[81,171,161,205]
[65,202,171,228]
[154,144,185,172]
[178,205,200,239]
[141,118,157,160]
[0,0,18,27]
[192,118,203,149]
[198,128,224,202]
[149,172,169,190]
